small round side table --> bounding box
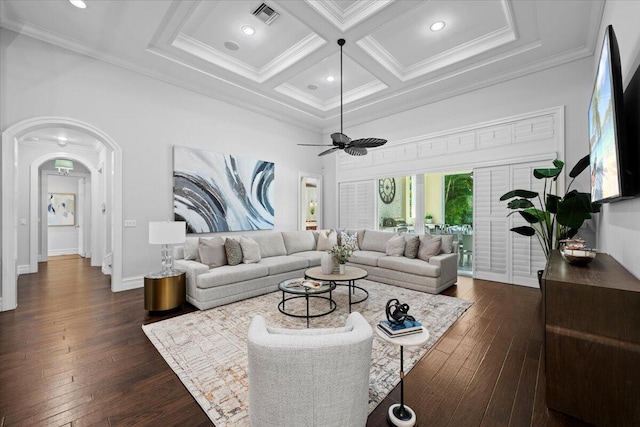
[375,326,430,427]
[144,269,186,311]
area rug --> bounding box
[142,280,471,426]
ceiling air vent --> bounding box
[252,3,280,26]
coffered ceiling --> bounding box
[0,0,604,133]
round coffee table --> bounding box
[278,278,337,328]
[305,266,368,313]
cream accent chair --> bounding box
[247,312,373,427]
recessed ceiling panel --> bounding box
[306,0,394,31]
[358,0,516,81]
[170,0,325,83]
[275,51,387,111]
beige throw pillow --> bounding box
[316,230,338,251]
[183,237,200,262]
[240,236,261,264]
[440,234,454,254]
[225,238,243,266]
[403,235,420,259]
[418,236,442,261]
[386,234,406,257]
[198,237,227,268]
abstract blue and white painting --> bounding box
[173,146,275,233]
[47,193,75,226]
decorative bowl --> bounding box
[561,248,596,265]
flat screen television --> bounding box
[588,25,637,203]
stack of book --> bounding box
[377,319,423,338]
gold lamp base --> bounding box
[144,270,186,311]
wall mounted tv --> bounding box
[588,25,638,203]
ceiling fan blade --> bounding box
[331,132,351,145]
[318,147,339,156]
[350,137,387,148]
[298,144,334,146]
[344,146,367,156]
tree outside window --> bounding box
[444,173,473,225]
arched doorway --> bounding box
[1,117,123,311]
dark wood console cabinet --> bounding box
[543,250,640,426]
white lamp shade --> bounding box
[149,221,186,244]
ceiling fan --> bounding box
[299,39,387,156]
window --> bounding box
[376,175,416,233]
[444,172,473,226]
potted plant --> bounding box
[500,155,601,262]
[424,214,433,224]
[330,244,353,274]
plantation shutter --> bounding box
[473,166,509,283]
[510,162,548,286]
[339,181,375,230]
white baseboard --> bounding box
[17,265,31,276]
[48,249,79,257]
[38,255,46,262]
[117,276,144,292]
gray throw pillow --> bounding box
[418,236,442,261]
[386,234,406,257]
[198,237,227,268]
[240,236,261,264]
[225,238,243,266]
[440,234,454,254]
[403,235,420,259]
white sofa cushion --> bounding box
[361,230,396,252]
[258,255,309,275]
[250,233,287,258]
[240,236,261,264]
[349,250,386,267]
[183,237,201,261]
[377,256,441,278]
[197,263,269,288]
[198,237,227,268]
[418,236,442,261]
[386,234,406,257]
[316,230,338,251]
[282,231,317,254]
[289,251,323,267]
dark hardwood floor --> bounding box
[0,256,589,426]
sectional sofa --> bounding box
[173,229,459,310]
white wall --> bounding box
[595,1,640,279]
[324,56,594,230]
[0,29,323,285]
[47,174,80,256]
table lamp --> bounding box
[149,221,186,275]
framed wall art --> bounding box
[173,145,275,233]
[47,193,76,226]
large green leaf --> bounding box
[507,198,534,209]
[500,189,538,201]
[546,194,561,213]
[510,226,536,236]
[524,208,549,224]
[553,159,565,170]
[518,210,540,224]
[557,193,592,228]
[533,167,563,180]
[569,155,590,178]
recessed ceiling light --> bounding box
[57,136,68,141]
[326,76,335,82]
[69,0,87,9]
[430,21,446,32]
[307,84,319,90]
[241,25,255,36]
[224,41,240,51]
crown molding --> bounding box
[305,0,394,31]
[275,80,388,112]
